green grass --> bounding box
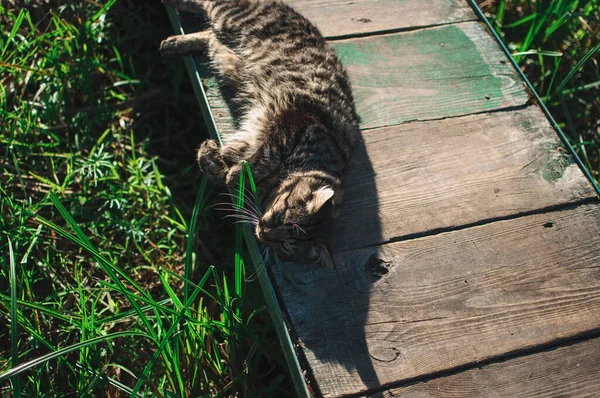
[478,0,600,184]
[0,0,292,396]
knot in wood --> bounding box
[369,345,400,362]
[366,254,392,278]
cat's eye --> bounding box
[278,213,286,224]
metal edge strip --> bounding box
[164,6,312,397]
[466,0,600,196]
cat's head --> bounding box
[256,174,339,268]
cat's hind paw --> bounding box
[159,36,184,58]
[159,32,210,58]
[197,139,227,182]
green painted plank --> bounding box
[333,22,529,130]
[192,21,530,137]
[284,0,476,39]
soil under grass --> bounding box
[1,0,293,396]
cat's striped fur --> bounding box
[161,0,359,267]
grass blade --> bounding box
[1,8,26,58]
[36,197,159,343]
[184,176,208,305]
[129,317,182,397]
[8,237,21,398]
[90,0,118,23]
[0,331,152,382]
[48,192,92,247]
[553,42,600,96]
[234,169,246,316]
[503,13,537,28]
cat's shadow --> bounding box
[273,134,383,396]
[178,10,383,396]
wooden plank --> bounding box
[332,106,597,252]
[275,204,600,397]
[184,21,530,137]
[333,22,529,130]
[371,338,600,398]
[284,0,477,39]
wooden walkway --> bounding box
[169,1,600,396]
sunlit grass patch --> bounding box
[0,0,291,395]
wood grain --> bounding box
[332,22,529,130]
[332,106,597,252]
[276,204,600,397]
[371,338,600,397]
[284,0,476,39]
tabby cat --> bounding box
[160,0,359,268]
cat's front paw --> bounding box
[197,139,227,182]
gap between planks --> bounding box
[335,197,599,255]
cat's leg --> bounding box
[224,143,281,186]
[207,35,241,84]
[161,30,241,83]
[160,31,211,57]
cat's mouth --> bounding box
[256,225,295,255]
[256,225,285,242]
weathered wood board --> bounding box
[333,22,529,129]
[333,106,597,252]
[284,0,476,39]
[191,22,531,138]
[371,337,600,398]
[277,204,600,397]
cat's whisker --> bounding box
[231,219,258,226]
[222,213,259,221]
[213,203,260,218]
[219,192,262,216]
[224,209,259,218]
[221,214,260,224]
[230,207,260,218]
[216,194,262,214]
[245,246,269,282]
[292,223,307,236]
[231,185,262,209]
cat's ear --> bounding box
[310,186,335,212]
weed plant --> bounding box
[478,0,600,184]
[1,0,292,396]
